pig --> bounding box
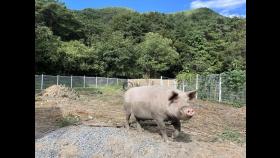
[123,86,196,142]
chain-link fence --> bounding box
[35,74,245,106]
[35,75,128,90]
[176,74,246,106]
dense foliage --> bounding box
[35,0,246,79]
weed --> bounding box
[219,128,244,143]
[57,114,80,127]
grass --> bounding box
[35,96,42,101]
[218,128,244,144]
[74,87,103,95]
[198,98,245,108]
[97,85,123,93]
[74,85,123,95]
[57,114,80,127]
[35,89,42,95]
[225,101,245,108]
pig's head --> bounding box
[168,90,196,120]
[168,90,196,106]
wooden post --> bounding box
[167,79,169,87]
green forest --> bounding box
[35,0,246,79]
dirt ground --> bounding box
[35,86,246,157]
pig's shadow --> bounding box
[132,120,192,143]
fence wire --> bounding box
[176,74,246,105]
[35,74,245,106]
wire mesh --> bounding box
[58,75,71,87]
[35,74,245,105]
[43,75,57,89]
[35,75,41,90]
[72,76,84,88]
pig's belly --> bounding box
[133,110,153,120]
[132,103,153,120]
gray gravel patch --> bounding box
[35,125,245,158]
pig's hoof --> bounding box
[172,131,180,138]
[137,128,144,132]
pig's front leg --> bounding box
[154,117,168,142]
[171,119,181,138]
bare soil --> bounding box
[35,86,246,157]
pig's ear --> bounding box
[169,91,179,102]
[186,90,196,100]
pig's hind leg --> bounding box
[134,117,144,132]
[125,112,131,130]
[124,103,132,130]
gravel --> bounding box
[35,125,245,158]
[35,125,166,158]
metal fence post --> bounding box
[107,77,109,86]
[183,81,185,92]
[160,76,163,86]
[71,75,73,88]
[41,74,44,90]
[195,74,199,99]
[83,75,86,88]
[96,77,97,88]
[117,78,118,85]
[57,75,59,85]
[218,74,222,102]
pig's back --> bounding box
[124,86,176,105]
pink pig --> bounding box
[124,86,196,142]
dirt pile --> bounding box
[40,85,79,100]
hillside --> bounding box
[35,0,246,78]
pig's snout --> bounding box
[185,108,195,117]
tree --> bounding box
[57,40,104,75]
[35,25,62,73]
[110,12,148,43]
[93,31,139,78]
[136,32,179,78]
[37,1,84,41]
[35,5,246,78]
